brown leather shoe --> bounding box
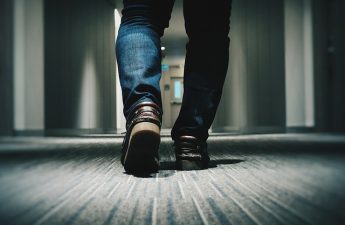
[174,136,210,170]
[121,102,162,174]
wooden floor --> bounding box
[0,134,344,225]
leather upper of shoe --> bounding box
[174,136,210,163]
[121,102,162,165]
[125,102,162,132]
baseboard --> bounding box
[14,130,45,136]
[12,126,316,138]
[44,129,122,137]
[211,126,286,135]
[286,126,315,133]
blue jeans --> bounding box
[116,0,232,142]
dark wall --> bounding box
[213,0,286,132]
[0,0,14,136]
[329,0,345,132]
[45,0,117,131]
[313,0,345,132]
[244,0,286,127]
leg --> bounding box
[116,0,175,173]
[116,0,175,119]
[171,0,232,142]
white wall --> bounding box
[14,0,44,131]
[285,0,314,127]
[114,9,126,132]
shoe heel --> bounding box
[124,122,161,173]
[131,122,160,138]
[176,160,203,171]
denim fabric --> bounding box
[116,0,232,142]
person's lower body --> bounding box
[116,0,232,173]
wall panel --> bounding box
[213,0,286,133]
[45,0,117,133]
[0,0,14,135]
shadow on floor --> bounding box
[160,159,244,171]
[125,159,244,178]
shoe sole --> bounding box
[124,122,160,174]
[176,160,206,171]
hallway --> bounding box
[1,0,345,224]
[1,134,344,225]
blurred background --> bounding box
[1,1,345,225]
[0,0,345,137]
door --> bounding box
[160,64,184,129]
[170,76,184,127]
